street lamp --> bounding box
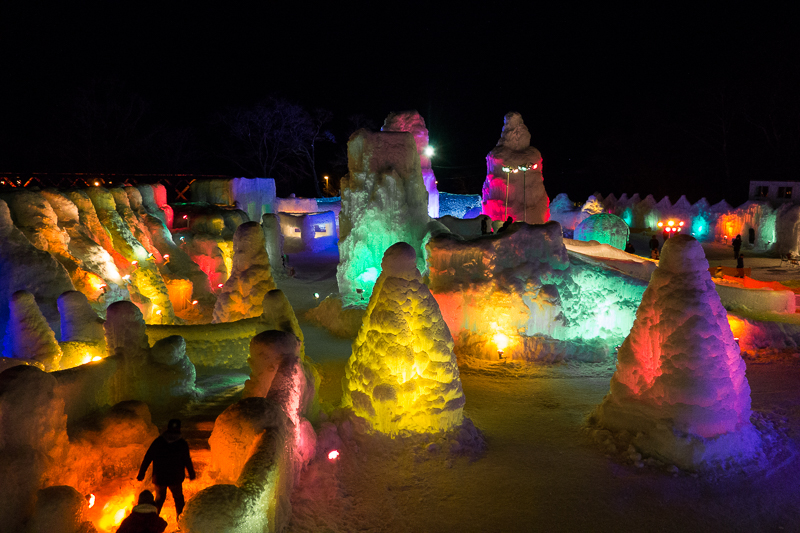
[518,164,533,224]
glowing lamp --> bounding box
[156,309,162,315]
[679,221,685,227]
[502,166,511,173]
[164,254,170,260]
[217,283,224,288]
[668,220,675,226]
[122,275,130,280]
[183,215,188,219]
[180,236,185,242]
[328,450,340,460]
[131,260,138,266]
[658,222,663,227]
[424,145,434,157]
[87,494,95,508]
[94,181,100,186]
[314,292,320,299]
[533,164,538,169]
[192,300,198,305]
[91,356,102,362]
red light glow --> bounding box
[328,450,340,460]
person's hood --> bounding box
[132,503,159,514]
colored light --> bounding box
[314,292,320,298]
[424,146,434,157]
[122,275,130,280]
[131,260,138,265]
[156,309,162,315]
[668,220,675,226]
[183,215,188,219]
[192,300,198,305]
[218,283,224,288]
[658,222,663,227]
[494,332,510,352]
[94,181,100,186]
[87,494,95,508]
[164,254,170,260]
[679,221,685,227]
[328,450,340,460]
[533,164,538,169]
[91,356,102,362]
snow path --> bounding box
[289,360,800,532]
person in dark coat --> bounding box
[137,419,196,517]
[649,235,659,252]
[733,234,742,259]
[116,490,167,533]
[498,216,513,232]
[625,241,635,254]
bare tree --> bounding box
[219,97,332,193]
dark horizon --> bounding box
[2,4,798,207]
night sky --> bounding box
[2,4,798,205]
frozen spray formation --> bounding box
[381,110,439,218]
[2,291,63,371]
[343,242,465,434]
[591,235,759,469]
[337,129,431,306]
[481,112,549,224]
[574,213,630,250]
[212,221,277,323]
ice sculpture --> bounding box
[481,112,549,224]
[591,235,760,469]
[337,129,430,306]
[242,330,299,399]
[212,221,277,323]
[574,213,630,250]
[342,243,465,434]
[381,110,439,218]
[3,290,63,371]
[57,291,106,369]
[0,198,74,340]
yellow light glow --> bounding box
[658,222,663,227]
[91,356,102,362]
[88,494,95,508]
[494,332,510,351]
[668,220,675,226]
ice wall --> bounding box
[574,213,629,250]
[591,235,759,469]
[0,198,75,341]
[427,222,646,361]
[343,243,465,434]
[481,112,549,224]
[213,221,277,323]
[232,177,277,221]
[3,291,63,371]
[337,129,430,306]
[381,110,439,218]
[438,192,482,219]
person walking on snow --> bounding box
[116,490,167,533]
[733,234,742,259]
[137,419,195,518]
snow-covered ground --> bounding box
[280,244,800,533]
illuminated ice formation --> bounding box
[28,485,94,533]
[262,289,305,359]
[574,213,630,250]
[57,291,106,369]
[343,243,465,435]
[243,330,300,398]
[86,187,175,323]
[105,301,196,403]
[591,235,759,469]
[381,110,439,218]
[212,221,277,323]
[0,198,74,341]
[0,365,69,531]
[481,112,549,224]
[337,129,431,306]
[262,213,286,278]
[3,290,63,371]
[427,222,646,361]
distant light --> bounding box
[94,181,100,186]
[183,215,188,219]
[180,236,185,242]
[533,164,538,169]
[657,222,663,227]
[668,220,675,226]
[122,275,130,280]
[493,332,509,351]
[327,450,340,460]
[132,260,138,265]
[679,221,685,227]
[217,283,224,288]
[164,254,170,260]
[424,145,434,157]
[87,494,95,508]
[90,356,102,362]
[191,300,198,305]
[502,166,511,172]
[156,309,162,315]
[314,292,320,299]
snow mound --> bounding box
[342,243,466,434]
[591,234,760,469]
[574,213,629,250]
